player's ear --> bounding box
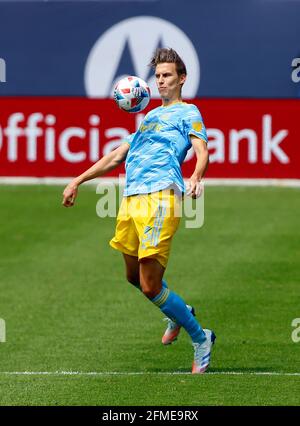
[180,73,186,85]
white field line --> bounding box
[0,371,300,377]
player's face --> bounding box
[155,63,186,102]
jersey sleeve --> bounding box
[123,132,137,146]
[182,105,208,144]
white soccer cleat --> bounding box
[162,305,195,345]
[192,329,216,374]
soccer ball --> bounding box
[113,76,151,113]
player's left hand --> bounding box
[187,177,204,199]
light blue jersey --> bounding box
[123,102,207,196]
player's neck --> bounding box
[161,97,183,107]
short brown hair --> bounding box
[149,48,187,76]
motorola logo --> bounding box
[84,16,200,99]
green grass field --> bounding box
[0,184,299,406]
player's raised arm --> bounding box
[62,142,130,207]
[187,136,209,199]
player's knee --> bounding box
[141,285,161,300]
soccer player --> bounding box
[62,48,215,374]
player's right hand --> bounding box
[62,183,78,207]
[187,177,204,199]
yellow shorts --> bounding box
[109,189,181,268]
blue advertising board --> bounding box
[0,0,299,98]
